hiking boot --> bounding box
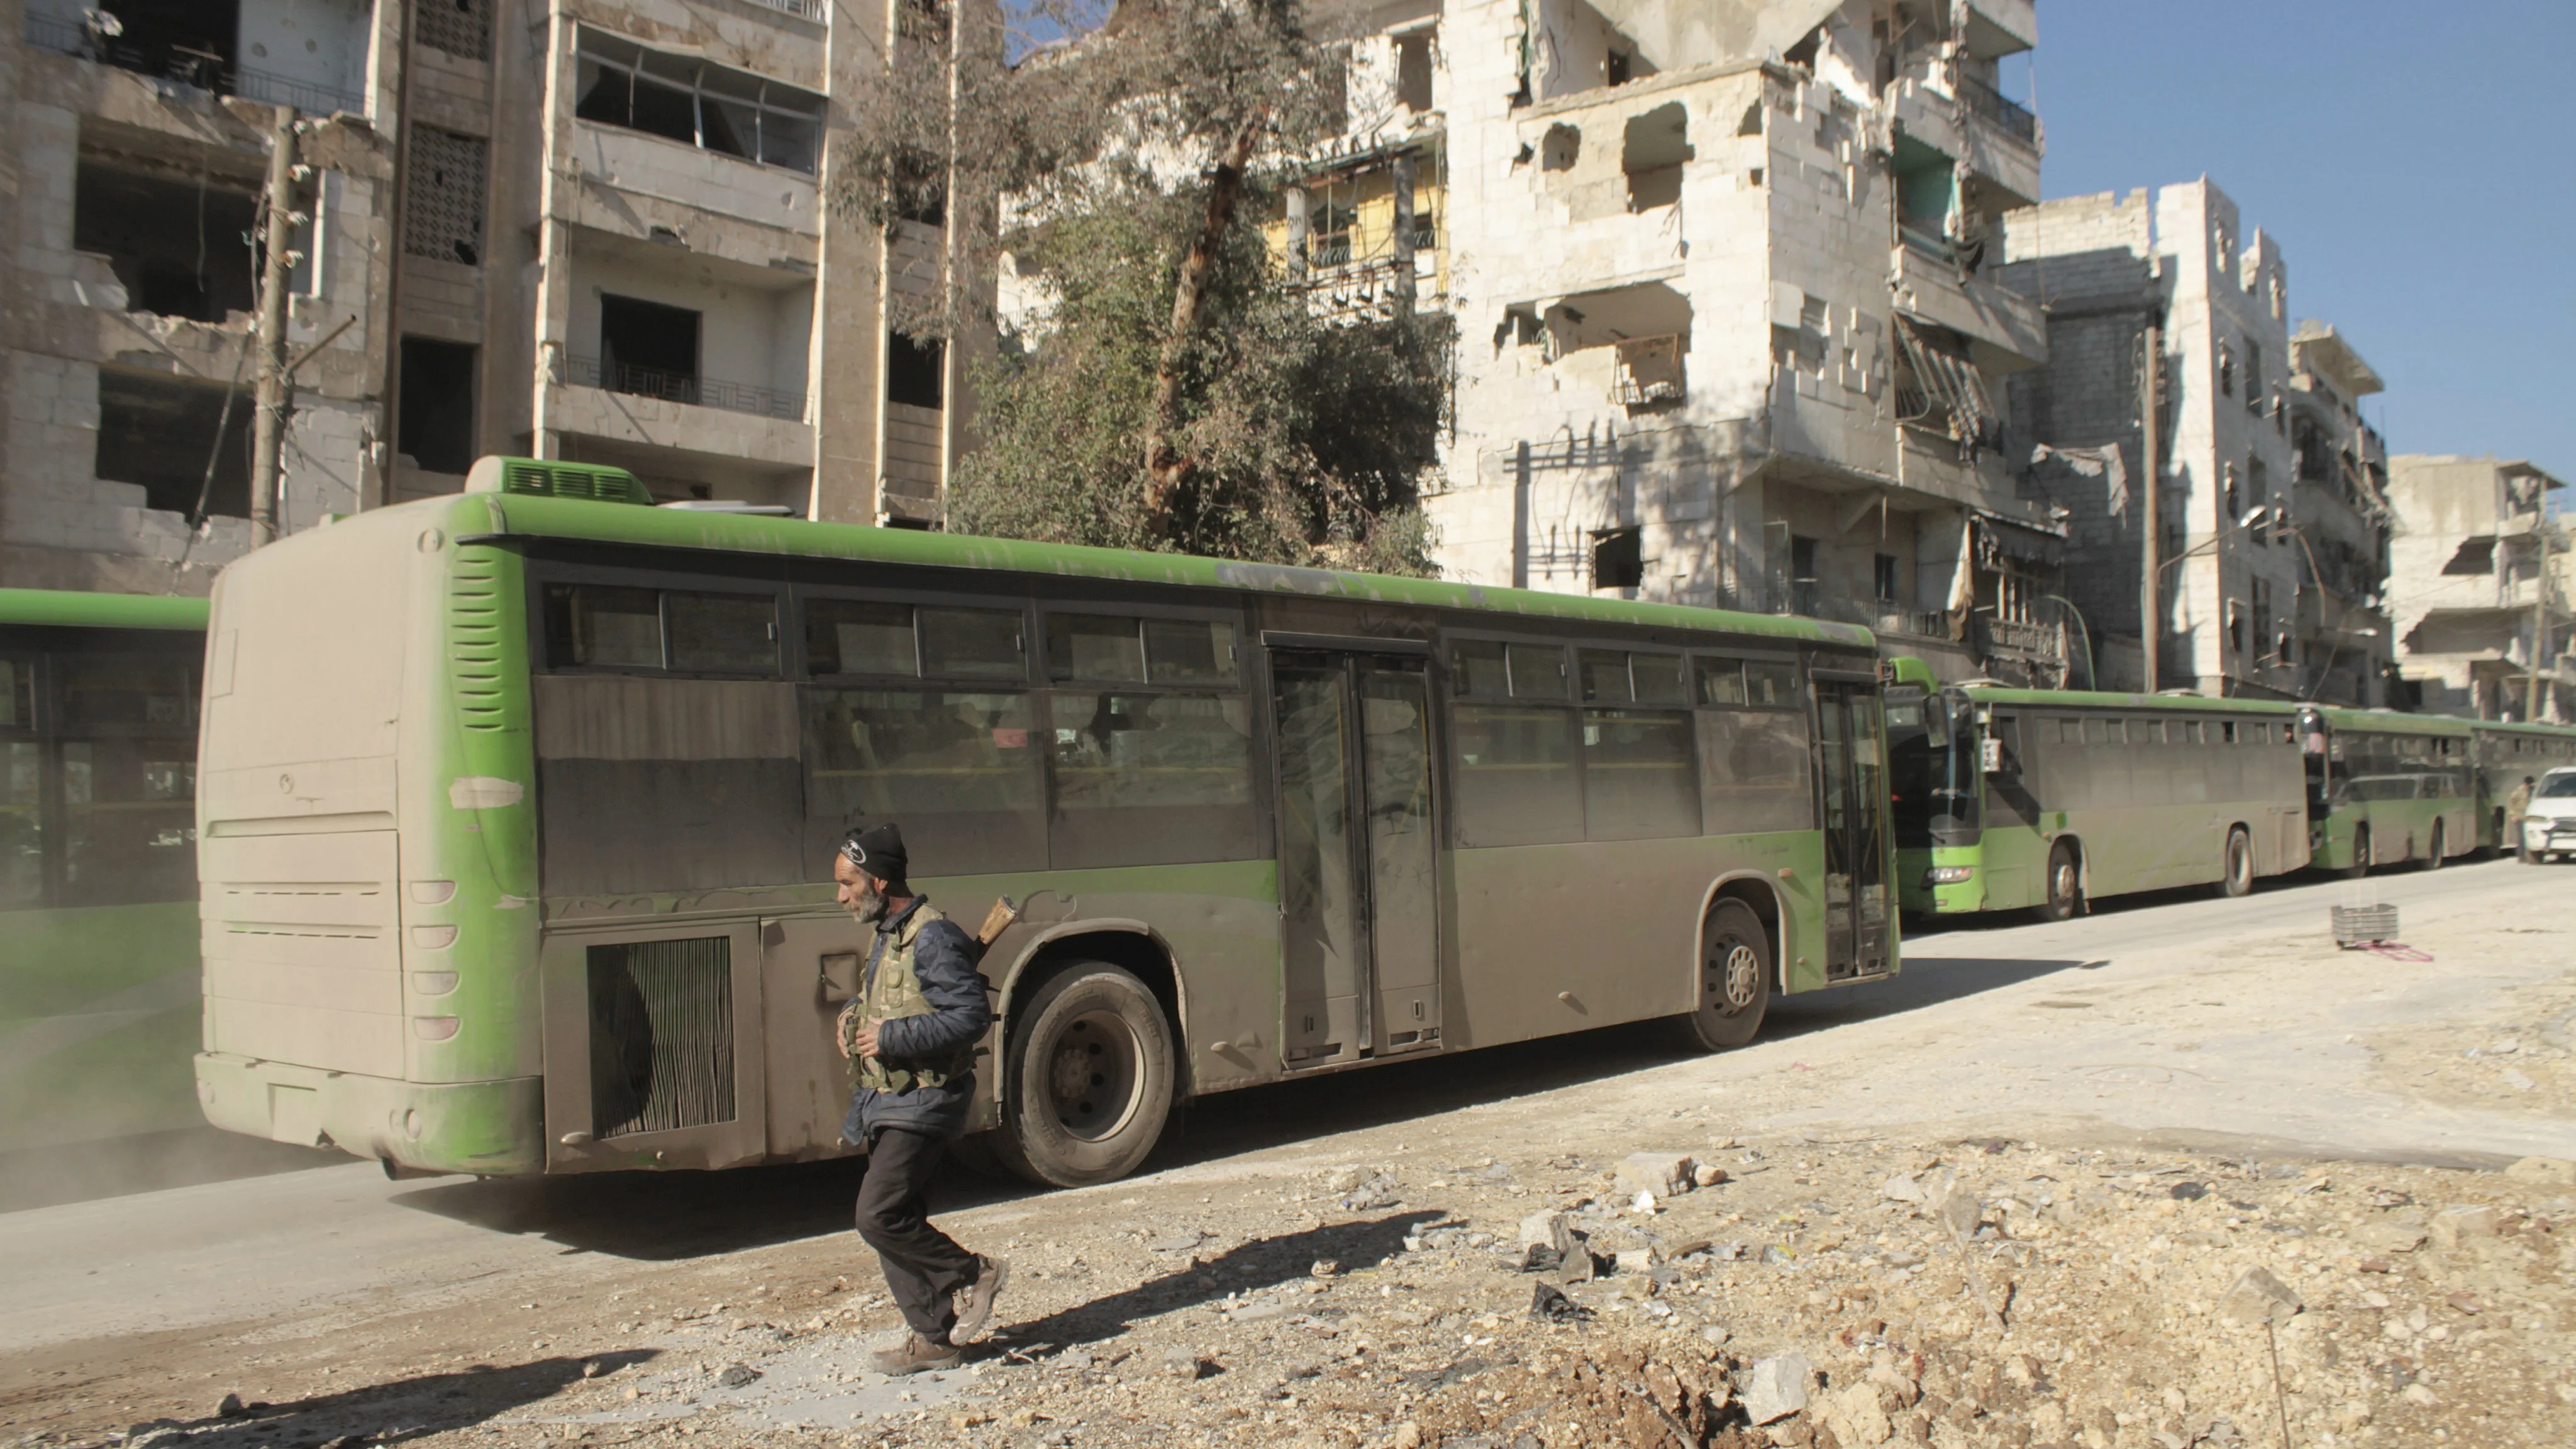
[949,1255,1011,1345]
[870,1332,962,1377]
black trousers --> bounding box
[855,1126,979,1341]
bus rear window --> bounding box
[545,584,660,669]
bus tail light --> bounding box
[1924,865,1976,886]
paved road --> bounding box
[4,858,2568,1361]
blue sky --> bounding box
[1997,1,2575,483]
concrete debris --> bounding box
[1159,1347,1206,1380]
[1879,1172,1929,1204]
[1743,1350,1814,1424]
[1693,1163,1729,1188]
[2353,1219,2429,1253]
[2428,1204,2499,1249]
[2506,1156,2576,1185]
[714,1365,760,1389]
[214,1395,246,1420]
[2214,1267,2302,1326]
[1820,1380,1894,1446]
[1339,1172,1402,1212]
[1614,1152,1696,1199]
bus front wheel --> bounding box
[2338,826,2372,880]
[1676,901,1770,1051]
[2217,827,2254,898]
[2038,843,2083,922]
[992,963,1176,1189]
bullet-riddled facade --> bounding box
[4,0,958,597]
[2386,455,2570,722]
[1289,0,2061,682]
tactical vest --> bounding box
[845,901,972,1094]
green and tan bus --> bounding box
[1,587,208,1163]
[1890,683,2307,920]
[194,458,1899,1186]
[2465,719,2576,853]
[2298,707,2477,875]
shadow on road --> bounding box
[994,1210,1441,1353]
[389,950,2101,1262]
[125,1352,658,1449]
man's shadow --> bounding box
[124,1352,660,1449]
[994,1209,1446,1353]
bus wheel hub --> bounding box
[1046,1013,1139,1141]
[1719,944,1761,1013]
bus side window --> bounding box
[1695,699,1813,835]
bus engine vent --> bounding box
[587,936,736,1138]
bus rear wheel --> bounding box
[2338,826,2372,880]
[2217,827,2253,898]
[2421,821,2447,870]
[1675,901,1770,1051]
[991,963,1175,1189]
[2037,842,2082,922]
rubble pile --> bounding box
[16,1138,2576,1449]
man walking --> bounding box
[835,823,1008,1375]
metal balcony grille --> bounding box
[26,13,364,114]
[588,936,736,1139]
[562,355,808,421]
[1959,77,2038,145]
[416,0,492,60]
[404,126,488,265]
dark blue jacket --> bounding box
[841,896,992,1145]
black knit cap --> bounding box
[841,822,908,882]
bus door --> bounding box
[1813,675,1895,979]
[1269,645,1441,1067]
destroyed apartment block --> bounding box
[2001,181,2331,701]
[1291,0,2062,683]
[2384,455,2572,722]
[6,0,967,594]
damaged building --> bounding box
[2385,455,2570,722]
[1997,180,2314,699]
[6,0,959,594]
[1289,0,2062,682]
[2282,321,2394,706]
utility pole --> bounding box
[248,106,300,546]
[2533,500,2553,721]
[2138,319,2161,693]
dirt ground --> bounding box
[8,865,2576,1449]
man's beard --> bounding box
[845,878,887,923]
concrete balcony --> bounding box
[1889,238,2048,373]
[1962,0,2038,60]
[1887,72,2040,209]
[547,374,814,472]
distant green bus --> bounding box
[1891,683,2306,919]
[2299,707,2477,875]
[2465,719,2576,852]
[0,587,208,1160]
[194,458,1899,1187]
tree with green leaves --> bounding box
[832,0,1449,573]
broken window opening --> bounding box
[1892,135,1956,253]
[1306,202,1357,268]
[1495,304,1544,355]
[1394,28,1435,112]
[95,370,251,519]
[404,126,487,266]
[1789,535,1821,618]
[1613,335,1686,407]
[397,338,477,476]
[1591,528,1643,591]
[1622,102,1690,212]
[1782,26,1823,73]
[73,159,260,323]
[1875,553,1902,604]
[1605,48,1634,87]
[574,28,825,175]
[887,332,945,410]
[598,294,703,402]
[2243,341,2264,414]
[1891,317,1998,454]
[2248,458,2270,540]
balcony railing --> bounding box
[26,13,364,114]
[562,355,807,421]
[1979,615,2067,663]
[1958,76,2038,146]
[740,0,825,18]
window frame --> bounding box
[530,561,791,679]
[795,583,1035,686]
[571,25,827,175]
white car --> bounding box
[2523,767,2576,863]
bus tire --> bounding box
[990,963,1175,1189]
[2217,826,2253,898]
[2338,826,2372,880]
[2037,841,2082,922]
[1675,901,1770,1051]
[2421,821,2446,870]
